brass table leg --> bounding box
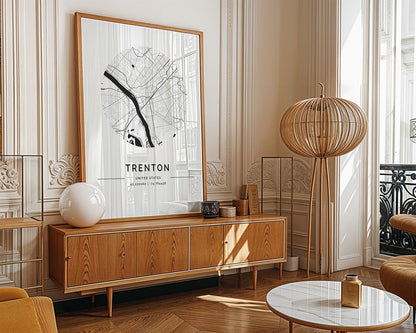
[106,287,113,318]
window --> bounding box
[379,0,415,164]
[377,0,416,256]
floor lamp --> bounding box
[280,84,367,277]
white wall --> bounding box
[335,0,365,270]
[1,0,348,300]
[247,0,318,270]
[2,0,228,300]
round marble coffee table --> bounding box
[266,281,410,332]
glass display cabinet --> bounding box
[0,155,43,294]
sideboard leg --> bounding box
[218,271,223,288]
[91,294,95,305]
[106,287,113,317]
[289,321,293,333]
[253,265,258,290]
[238,268,241,287]
[279,263,283,279]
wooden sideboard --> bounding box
[48,214,287,316]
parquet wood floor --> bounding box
[56,267,415,332]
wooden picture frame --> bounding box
[75,12,206,222]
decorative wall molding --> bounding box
[242,0,255,183]
[1,0,244,203]
[1,0,337,293]
[0,0,243,203]
[304,0,341,274]
[206,161,226,189]
[307,0,340,97]
[0,160,19,191]
[48,154,79,187]
[246,157,313,196]
[247,159,276,190]
[366,0,387,269]
[291,158,313,194]
[206,0,243,199]
[1,0,19,154]
[0,207,20,219]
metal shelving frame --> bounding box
[0,155,43,295]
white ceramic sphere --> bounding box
[59,183,106,228]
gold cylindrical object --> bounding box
[341,274,362,308]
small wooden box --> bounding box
[219,206,236,218]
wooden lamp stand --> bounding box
[280,83,367,277]
[306,157,332,277]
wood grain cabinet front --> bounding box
[224,221,285,264]
[190,225,223,269]
[67,232,137,287]
[48,215,287,317]
[137,228,188,276]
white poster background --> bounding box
[80,17,204,219]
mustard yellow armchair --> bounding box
[380,214,416,324]
[0,287,57,333]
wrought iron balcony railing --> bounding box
[380,164,416,256]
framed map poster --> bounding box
[75,13,206,221]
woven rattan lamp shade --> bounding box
[280,97,367,158]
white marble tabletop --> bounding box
[266,281,410,332]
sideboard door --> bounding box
[224,221,285,264]
[67,232,137,287]
[190,225,223,269]
[137,228,188,276]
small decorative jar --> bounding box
[341,273,362,308]
[200,201,220,218]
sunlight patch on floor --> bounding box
[197,295,269,312]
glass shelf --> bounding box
[0,155,43,295]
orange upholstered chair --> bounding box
[380,214,416,324]
[0,287,57,333]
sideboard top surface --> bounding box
[49,214,286,235]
